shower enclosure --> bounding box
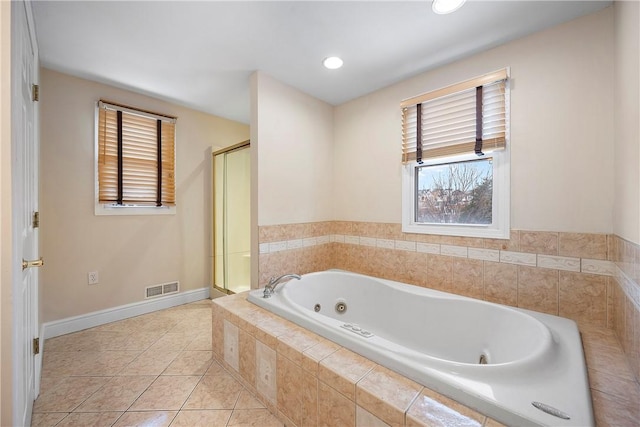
[212,141,250,294]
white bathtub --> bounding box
[247,270,594,427]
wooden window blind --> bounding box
[401,69,508,163]
[98,101,176,206]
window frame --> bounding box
[402,151,509,239]
[94,102,177,216]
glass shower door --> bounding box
[213,142,250,294]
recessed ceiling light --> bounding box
[323,56,343,70]
[432,0,466,14]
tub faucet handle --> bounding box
[263,273,301,298]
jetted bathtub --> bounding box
[247,270,594,427]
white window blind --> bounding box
[98,101,176,206]
[401,69,508,163]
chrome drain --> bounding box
[313,304,321,312]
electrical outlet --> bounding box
[88,271,99,285]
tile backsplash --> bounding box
[611,235,640,382]
[258,221,640,383]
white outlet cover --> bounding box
[88,271,99,285]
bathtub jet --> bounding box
[248,270,594,427]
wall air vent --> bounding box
[163,282,179,294]
[145,281,180,299]
[146,285,163,298]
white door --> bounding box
[12,1,40,425]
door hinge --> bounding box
[33,338,39,355]
[32,211,39,228]
[32,84,39,102]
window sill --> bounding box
[402,223,509,239]
[95,204,176,216]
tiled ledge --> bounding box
[260,234,615,276]
[211,294,640,427]
[212,294,506,427]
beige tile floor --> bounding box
[32,300,283,427]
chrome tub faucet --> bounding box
[263,273,301,298]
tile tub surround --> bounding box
[611,235,640,383]
[258,222,640,412]
[259,222,614,328]
[212,294,640,427]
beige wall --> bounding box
[0,1,12,424]
[333,7,615,234]
[40,69,249,322]
[253,72,334,226]
[614,1,640,244]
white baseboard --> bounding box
[42,287,210,340]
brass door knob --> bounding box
[22,258,44,270]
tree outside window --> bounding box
[416,158,492,225]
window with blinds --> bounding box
[401,69,508,163]
[97,101,176,208]
[401,69,510,239]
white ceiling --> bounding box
[32,1,611,124]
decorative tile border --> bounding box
[538,255,581,272]
[468,248,499,262]
[259,232,615,277]
[500,250,537,267]
[417,242,440,254]
[615,267,640,309]
[611,235,640,310]
[441,244,467,258]
[583,258,616,276]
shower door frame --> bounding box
[211,140,250,295]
